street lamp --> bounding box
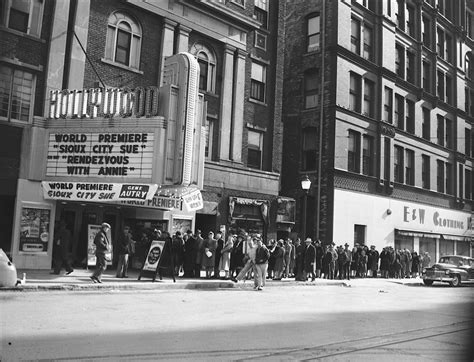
[301,175,311,239]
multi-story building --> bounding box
[282,0,473,260]
[2,0,287,269]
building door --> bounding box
[354,224,366,245]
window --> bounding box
[304,69,319,109]
[467,9,474,39]
[406,50,415,83]
[437,160,444,193]
[363,79,375,117]
[423,60,431,92]
[422,155,430,189]
[192,44,217,93]
[396,0,405,30]
[437,70,444,101]
[405,149,414,185]
[362,135,374,176]
[349,72,362,112]
[445,74,453,106]
[437,115,444,146]
[459,165,464,199]
[406,99,415,134]
[204,118,215,159]
[445,118,452,149]
[247,130,263,169]
[0,0,43,37]
[0,66,34,122]
[254,0,268,28]
[466,169,472,200]
[356,0,376,11]
[307,14,320,52]
[446,163,453,195]
[354,224,366,245]
[302,128,317,171]
[394,94,404,130]
[437,28,445,57]
[466,53,473,79]
[363,24,374,61]
[466,128,472,158]
[445,33,453,64]
[351,18,361,54]
[465,88,470,115]
[250,62,266,102]
[422,16,431,47]
[406,4,415,37]
[437,0,452,20]
[394,145,404,183]
[422,107,430,140]
[105,11,141,69]
[384,138,391,180]
[396,44,404,78]
[384,86,393,123]
[348,130,361,173]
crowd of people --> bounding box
[162,230,433,284]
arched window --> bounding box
[104,11,142,70]
[191,43,216,93]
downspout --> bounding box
[316,0,326,241]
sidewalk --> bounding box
[1,269,423,292]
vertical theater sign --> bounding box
[11,53,205,269]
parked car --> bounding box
[422,255,474,287]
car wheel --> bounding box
[450,275,461,287]
[423,279,433,286]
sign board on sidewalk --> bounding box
[87,224,113,267]
[141,240,165,272]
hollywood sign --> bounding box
[49,87,160,119]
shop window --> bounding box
[304,68,319,109]
[354,224,366,245]
[306,13,320,52]
[104,11,142,70]
[456,240,470,256]
[247,129,263,169]
[422,154,430,189]
[349,72,362,112]
[348,130,361,173]
[1,0,43,37]
[383,86,393,123]
[439,237,454,257]
[302,127,317,171]
[395,235,414,251]
[250,61,266,102]
[419,237,436,264]
[0,66,34,123]
[191,43,217,93]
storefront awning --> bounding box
[395,229,471,242]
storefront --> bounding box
[228,197,270,239]
[333,189,473,261]
[11,53,206,269]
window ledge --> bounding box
[0,26,45,43]
[100,58,143,74]
[248,98,267,106]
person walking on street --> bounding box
[51,220,74,275]
[90,222,111,283]
[254,237,270,290]
[232,236,257,283]
[115,225,133,278]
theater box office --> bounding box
[333,189,473,261]
[11,53,206,269]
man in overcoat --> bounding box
[303,237,316,281]
[90,222,111,283]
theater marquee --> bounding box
[46,132,154,178]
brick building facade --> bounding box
[281,0,473,259]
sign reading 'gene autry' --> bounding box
[46,132,154,178]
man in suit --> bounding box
[303,237,316,281]
[90,222,111,283]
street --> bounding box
[1,280,473,361]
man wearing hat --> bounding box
[303,237,316,281]
[90,222,111,283]
[368,245,379,278]
[343,243,352,280]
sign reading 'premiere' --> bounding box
[46,132,154,178]
[42,181,158,202]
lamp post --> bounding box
[301,175,311,239]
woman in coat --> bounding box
[230,234,245,278]
[219,235,234,279]
[201,231,218,278]
[273,240,285,280]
